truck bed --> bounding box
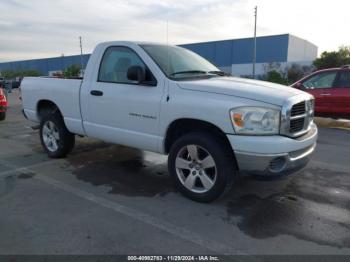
[21,77,84,135]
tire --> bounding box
[0,112,5,121]
[168,132,236,202]
[39,111,75,158]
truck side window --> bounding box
[302,72,337,89]
[99,46,150,84]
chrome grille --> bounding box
[291,101,306,117]
[290,118,305,133]
[289,101,306,133]
[280,95,314,138]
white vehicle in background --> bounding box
[21,41,317,202]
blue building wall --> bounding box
[0,34,289,76]
[180,34,289,67]
[0,54,90,76]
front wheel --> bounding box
[168,132,236,202]
[39,113,75,158]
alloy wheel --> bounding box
[175,144,217,193]
[42,121,60,152]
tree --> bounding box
[63,64,81,78]
[261,62,314,85]
[313,46,350,70]
[286,63,313,84]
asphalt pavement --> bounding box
[0,91,350,255]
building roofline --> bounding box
[0,53,91,65]
[180,33,291,46]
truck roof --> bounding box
[97,41,173,48]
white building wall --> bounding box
[287,35,318,62]
[231,62,287,77]
[231,61,314,77]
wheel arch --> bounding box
[36,99,63,121]
[164,118,236,164]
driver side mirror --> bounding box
[127,65,146,84]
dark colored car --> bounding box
[0,87,8,121]
[291,66,350,119]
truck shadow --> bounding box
[66,140,350,248]
[67,140,173,197]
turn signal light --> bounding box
[233,113,244,127]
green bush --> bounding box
[63,64,81,78]
[265,70,288,85]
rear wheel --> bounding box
[0,112,5,121]
[39,112,75,158]
[168,132,236,202]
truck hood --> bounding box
[177,77,306,106]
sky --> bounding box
[0,0,349,62]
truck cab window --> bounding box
[99,46,153,84]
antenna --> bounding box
[166,19,170,75]
[252,6,257,79]
[79,36,84,77]
[165,19,170,102]
[166,20,169,46]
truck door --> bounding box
[83,46,164,152]
[301,70,338,117]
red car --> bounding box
[291,66,350,119]
[0,87,7,121]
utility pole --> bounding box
[79,36,84,77]
[252,6,257,79]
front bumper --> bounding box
[227,123,318,176]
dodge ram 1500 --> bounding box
[21,41,318,202]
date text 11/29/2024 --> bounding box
[127,256,219,261]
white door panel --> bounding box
[83,46,164,151]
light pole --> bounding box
[252,6,257,79]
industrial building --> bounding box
[0,34,317,77]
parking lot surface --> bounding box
[0,92,350,255]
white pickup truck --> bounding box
[21,41,317,202]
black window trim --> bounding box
[97,45,158,87]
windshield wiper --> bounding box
[208,70,230,76]
[170,70,207,76]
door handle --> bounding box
[90,90,103,96]
[320,93,331,96]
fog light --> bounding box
[269,157,287,173]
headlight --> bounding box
[306,99,315,125]
[230,107,280,135]
[307,99,315,115]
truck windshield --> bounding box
[141,44,222,80]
